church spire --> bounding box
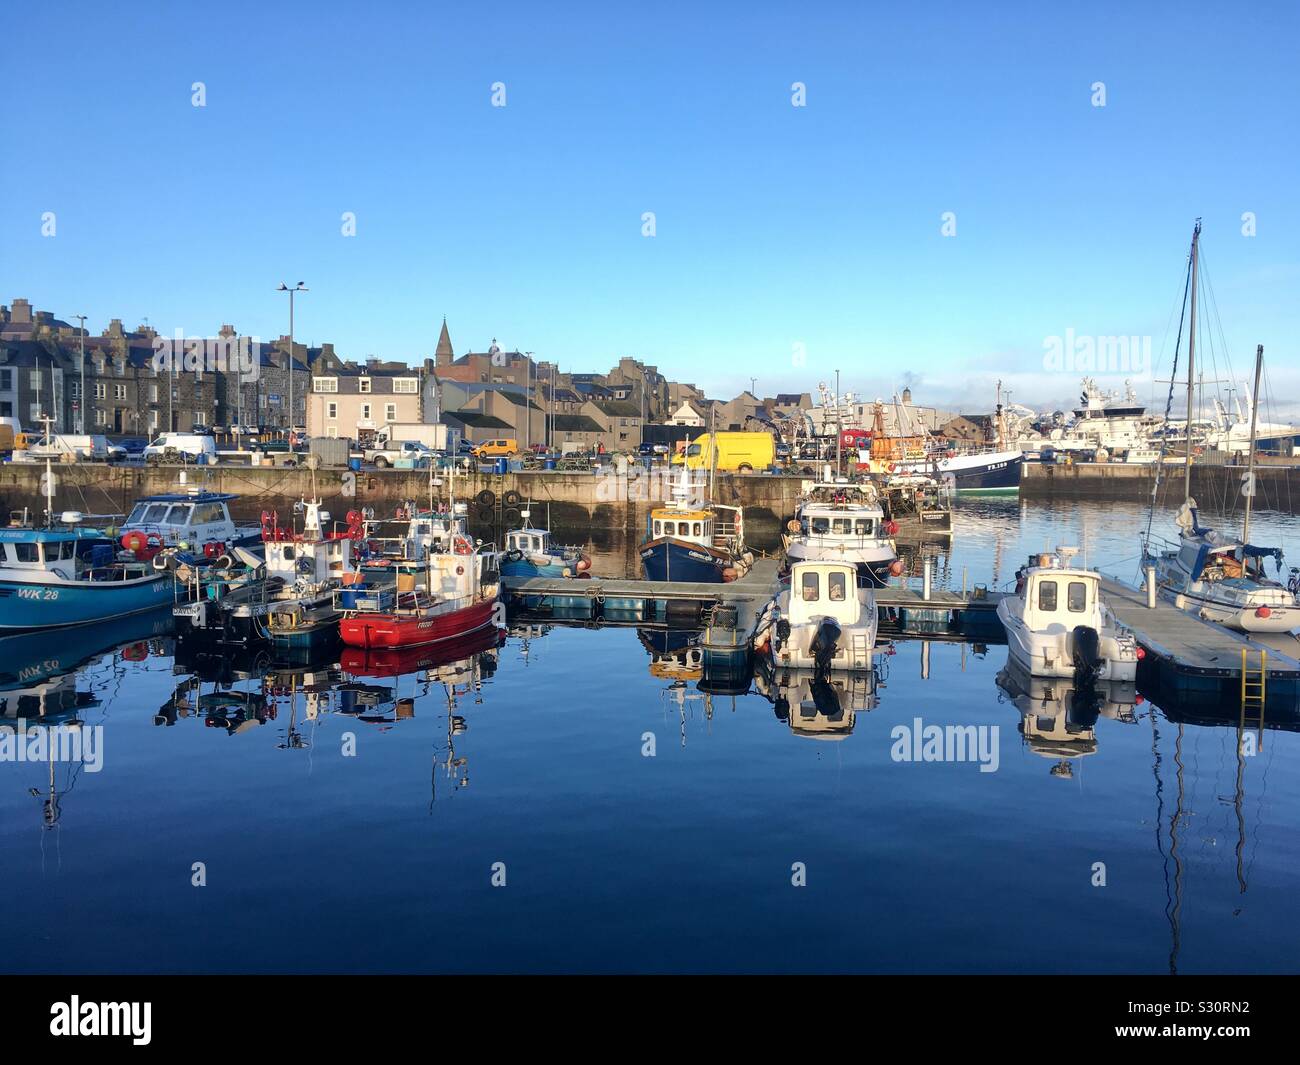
[435,317,454,367]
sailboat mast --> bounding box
[1243,344,1263,543]
[1183,220,1201,501]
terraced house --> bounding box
[308,358,431,441]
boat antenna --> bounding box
[41,413,55,528]
[1242,345,1263,543]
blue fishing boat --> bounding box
[0,525,172,631]
[639,469,751,584]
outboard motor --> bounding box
[1071,625,1103,685]
[810,675,842,720]
[774,617,791,653]
[1067,685,1103,731]
[809,617,842,674]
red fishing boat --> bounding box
[339,623,504,677]
[339,533,501,650]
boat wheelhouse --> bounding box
[121,490,260,552]
[783,481,899,586]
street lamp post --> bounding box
[71,315,87,433]
[277,282,307,439]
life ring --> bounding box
[786,518,801,533]
[476,489,496,508]
[121,531,148,553]
[503,490,523,507]
[884,519,899,535]
[453,536,473,556]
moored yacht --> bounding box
[996,547,1139,681]
[1147,500,1297,633]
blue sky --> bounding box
[4,1,1298,414]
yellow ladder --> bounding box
[1239,648,1267,740]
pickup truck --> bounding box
[363,440,433,468]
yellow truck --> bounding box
[672,431,775,472]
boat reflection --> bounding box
[995,655,1139,777]
[753,660,884,740]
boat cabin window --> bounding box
[130,502,171,524]
[832,518,852,535]
[828,571,847,601]
[811,518,830,535]
[1067,581,1088,612]
[855,519,874,536]
[692,522,702,537]
[801,571,820,601]
[164,504,193,525]
[10,541,41,563]
[282,545,296,560]
[191,502,226,524]
[1037,580,1058,611]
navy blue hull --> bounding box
[950,455,1023,492]
[640,539,729,583]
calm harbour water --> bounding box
[3,498,1299,974]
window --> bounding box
[1037,580,1058,611]
[359,378,372,393]
[0,369,11,390]
[855,519,875,536]
[192,503,225,524]
[832,518,852,535]
[801,572,820,602]
[393,378,418,393]
[1067,581,1088,612]
[11,542,41,563]
[94,409,107,426]
[69,381,80,399]
[313,378,338,393]
[327,402,338,420]
[385,403,397,422]
[94,382,106,399]
[811,517,830,535]
[361,404,371,420]
[165,504,194,525]
[150,384,159,402]
[30,370,42,389]
[828,571,847,601]
[114,384,126,400]
[692,522,702,536]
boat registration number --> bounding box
[17,588,59,601]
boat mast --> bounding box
[1183,219,1201,502]
[1242,344,1263,543]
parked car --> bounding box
[473,438,519,458]
[638,441,669,456]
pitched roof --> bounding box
[553,414,605,433]
[445,411,512,429]
[593,399,641,417]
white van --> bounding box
[16,433,110,461]
[143,432,219,464]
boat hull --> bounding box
[901,451,1023,493]
[0,573,173,631]
[639,538,732,583]
[784,538,897,586]
[340,624,503,676]
[996,600,1138,681]
[340,597,498,650]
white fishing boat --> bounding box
[996,547,1139,681]
[757,559,879,672]
[783,480,901,586]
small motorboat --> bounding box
[753,661,881,740]
[120,487,262,553]
[340,534,501,650]
[757,559,879,672]
[996,546,1139,681]
[499,507,590,578]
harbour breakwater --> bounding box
[2,459,1297,535]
